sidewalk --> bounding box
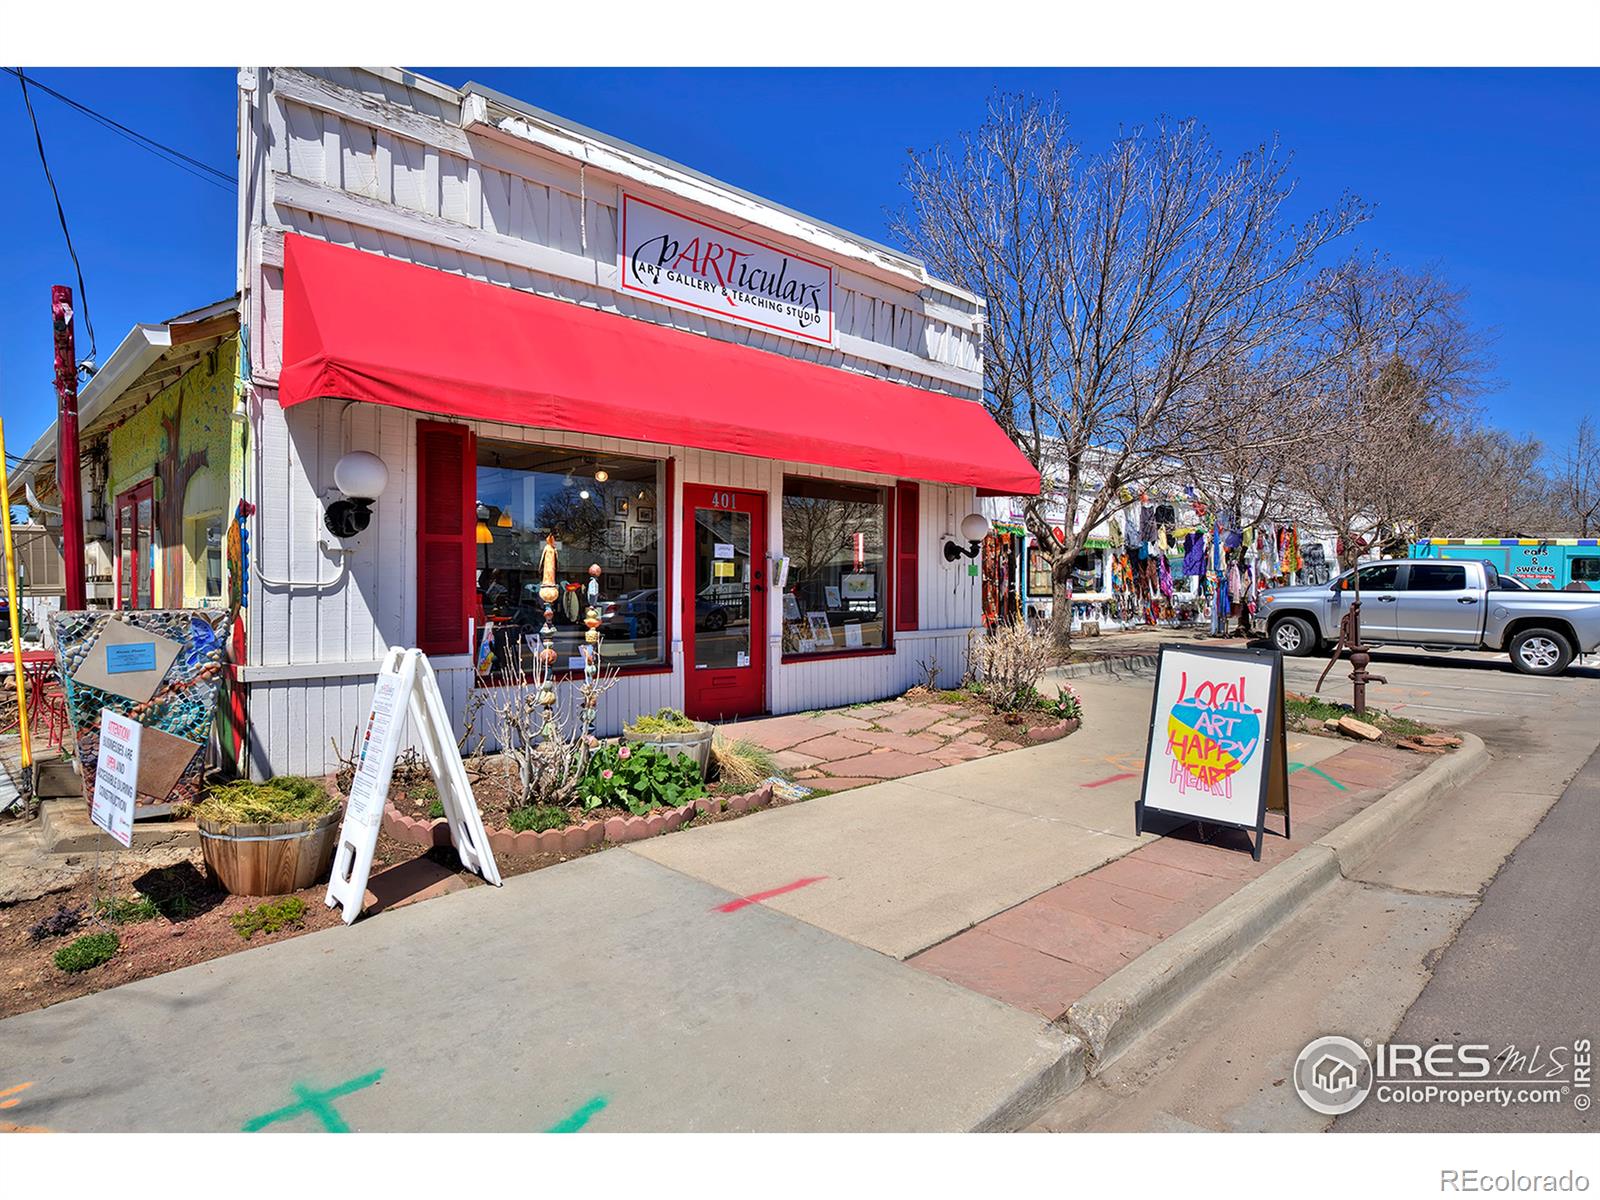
[0,669,1433,1132]
[630,670,1417,1004]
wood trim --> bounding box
[270,173,610,289]
[780,646,895,666]
[274,68,472,158]
[895,481,920,632]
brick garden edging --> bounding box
[1026,717,1080,743]
[380,781,777,856]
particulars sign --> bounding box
[92,710,141,848]
[619,194,835,346]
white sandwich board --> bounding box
[1134,644,1291,862]
[325,647,501,923]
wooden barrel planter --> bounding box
[198,809,341,896]
[622,720,715,779]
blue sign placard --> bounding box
[105,642,159,675]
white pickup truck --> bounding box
[1256,558,1600,676]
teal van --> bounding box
[1411,538,1600,591]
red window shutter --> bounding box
[416,421,475,656]
[895,482,920,631]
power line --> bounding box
[16,70,97,364]
[3,67,234,190]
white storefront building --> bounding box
[234,68,1037,778]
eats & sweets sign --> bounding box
[620,194,835,346]
[1135,644,1291,860]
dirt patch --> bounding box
[1283,691,1453,751]
[0,855,345,1020]
[903,687,1075,745]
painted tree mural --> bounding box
[157,394,208,608]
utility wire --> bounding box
[3,67,233,190]
[15,70,98,363]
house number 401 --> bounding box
[710,491,735,509]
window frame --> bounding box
[470,436,674,683]
[1404,562,1469,592]
[183,508,226,605]
[779,472,895,664]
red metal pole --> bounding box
[52,285,87,611]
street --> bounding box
[1029,645,1600,1132]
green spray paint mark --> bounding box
[545,1095,608,1133]
[242,1069,385,1132]
[1288,762,1347,791]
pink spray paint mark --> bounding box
[1080,772,1138,789]
[714,876,828,913]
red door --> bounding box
[114,480,156,610]
[682,485,767,721]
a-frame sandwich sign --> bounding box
[326,647,501,923]
[1134,643,1291,862]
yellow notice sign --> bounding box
[713,560,736,578]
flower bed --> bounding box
[381,781,777,853]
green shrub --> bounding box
[427,798,446,820]
[94,894,160,925]
[507,804,570,833]
[624,707,700,736]
[582,743,706,815]
[230,896,308,940]
[157,893,200,920]
[54,931,119,973]
[196,776,337,825]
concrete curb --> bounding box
[973,1031,1088,1132]
[1054,653,1160,680]
[1057,731,1489,1080]
[1314,732,1488,875]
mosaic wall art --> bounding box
[49,608,233,817]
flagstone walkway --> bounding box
[905,741,1419,1019]
[724,697,1045,792]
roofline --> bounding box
[10,299,238,497]
[456,79,982,307]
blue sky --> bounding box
[1,67,1594,462]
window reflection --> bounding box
[473,440,664,676]
[780,477,887,656]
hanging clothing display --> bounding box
[1284,525,1302,575]
[1124,512,1143,553]
[1182,532,1205,578]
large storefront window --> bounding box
[475,440,665,674]
[780,477,888,656]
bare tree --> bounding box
[1291,256,1492,565]
[1178,352,1326,629]
[894,95,1366,643]
[1552,414,1600,536]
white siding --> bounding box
[238,68,992,778]
[242,394,983,775]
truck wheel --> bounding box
[1270,616,1319,657]
[1509,628,1573,676]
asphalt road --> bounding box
[1336,738,1600,1132]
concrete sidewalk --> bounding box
[0,669,1432,1133]
[629,672,1356,963]
[0,850,1072,1133]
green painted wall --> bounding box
[105,335,247,608]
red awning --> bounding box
[279,234,1039,495]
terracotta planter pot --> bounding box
[622,721,715,779]
[198,808,341,896]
